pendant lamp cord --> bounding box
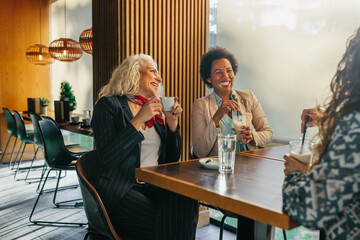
[39,0,42,42]
[64,0,67,37]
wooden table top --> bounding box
[135,154,298,230]
[57,122,93,136]
[21,112,93,136]
[239,145,289,162]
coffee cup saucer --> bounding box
[199,158,219,170]
[79,122,90,128]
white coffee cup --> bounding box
[161,97,175,111]
[82,118,91,126]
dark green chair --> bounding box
[12,110,37,179]
[1,108,18,165]
[76,150,122,240]
[29,118,88,226]
[29,114,88,190]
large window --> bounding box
[214,0,360,142]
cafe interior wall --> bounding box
[216,0,360,142]
[0,0,51,156]
[50,0,93,115]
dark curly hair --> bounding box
[314,27,360,163]
[200,46,239,88]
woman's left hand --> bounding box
[163,97,182,132]
[237,125,254,144]
[283,154,310,174]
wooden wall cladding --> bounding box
[0,0,51,154]
[93,0,209,161]
[92,0,120,106]
[0,0,51,112]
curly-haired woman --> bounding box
[283,28,360,239]
[191,46,272,158]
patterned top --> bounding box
[283,110,360,240]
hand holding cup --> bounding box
[283,140,313,174]
[161,97,182,118]
[161,97,182,132]
[283,154,310,174]
[232,114,253,144]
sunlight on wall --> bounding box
[217,0,360,141]
[50,0,92,115]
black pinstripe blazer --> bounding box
[91,95,181,211]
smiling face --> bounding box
[137,62,162,99]
[207,58,235,97]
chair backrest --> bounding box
[30,113,44,149]
[76,150,122,240]
[189,146,199,159]
[2,108,17,137]
[38,118,76,168]
[13,110,31,142]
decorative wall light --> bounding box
[49,0,82,62]
[25,0,54,65]
[79,27,93,54]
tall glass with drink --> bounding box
[289,140,313,166]
[218,134,237,174]
[232,113,246,143]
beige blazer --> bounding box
[191,90,273,158]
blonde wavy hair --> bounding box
[98,54,157,99]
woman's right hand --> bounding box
[212,100,240,127]
[301,108,319,133]
[131,96,163,130]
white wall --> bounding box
[50,0,92,115]
[217,0,360,142]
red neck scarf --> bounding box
[127,95,164,128]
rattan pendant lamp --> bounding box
[49,0,82,62]
[25,0,54,65]
[79,27,92,54]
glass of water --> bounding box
[218,134,237,174]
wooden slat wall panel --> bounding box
[93,0,208,161]
[120,0,209,161]
[92,0,120,105]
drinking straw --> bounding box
[300,113,310,153]
[234,97,240,116]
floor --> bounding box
[0,157,236,240]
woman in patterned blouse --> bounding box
[282,27,360,239]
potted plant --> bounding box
[40,97,50,115]
[60,81,77,118]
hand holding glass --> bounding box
[289,140,313,166]
[233,114,246,143]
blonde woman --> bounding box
[91,54,196,240]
